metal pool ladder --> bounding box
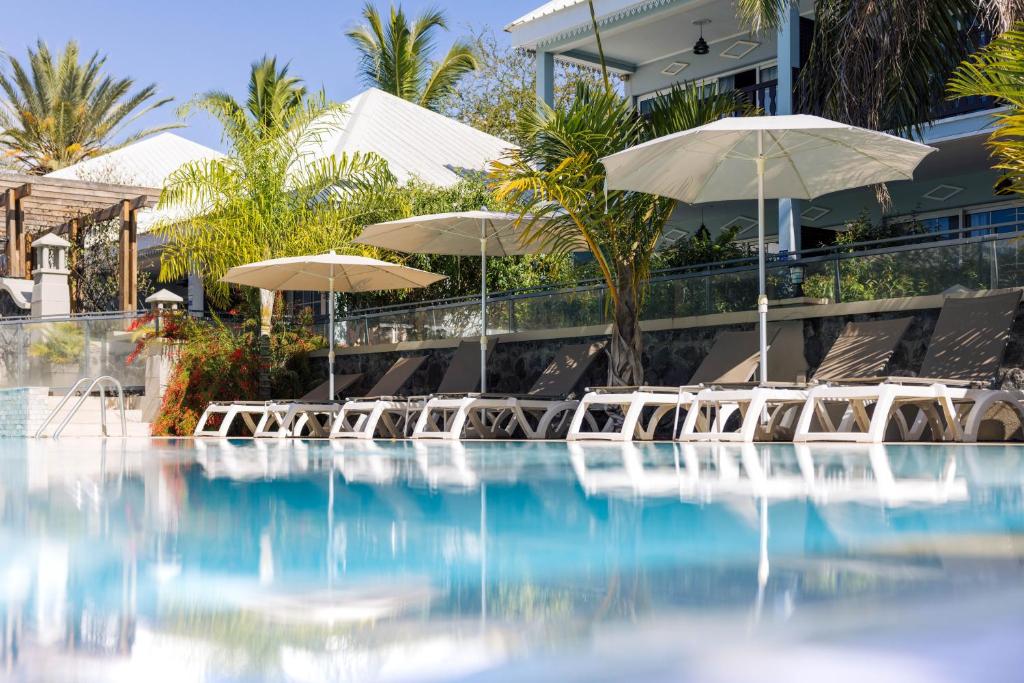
[35,376,127,438]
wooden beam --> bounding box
[0,183,31,207]
[75,195,150,228]
[69,217,80,313]
[23,232,32,280]
[5,188,18,278]
[118,200,139,311]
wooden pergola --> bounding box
[0,171,161,311]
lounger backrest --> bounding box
[813,317,912,381]
[918,291,1021,383]
[300,373,363,401]
[766,320,810,383]
[688,329,764,384]
[365,356,427,397]
[527,341,607,397]
[436,339,496,394]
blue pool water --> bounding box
[2,439,1024,682]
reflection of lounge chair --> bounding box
[679,317,912,442]
[794,291,1024,443]
[411,341,607,440]
[331,340,491,439]
[194,374,363,438]
[565,325,786,442]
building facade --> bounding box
[506,0,1014,254]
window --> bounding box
[966,205,1024,236]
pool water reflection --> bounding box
[2,439,1024,682]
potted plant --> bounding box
[29,322,85,388]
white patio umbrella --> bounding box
[600,114,936,385]
[355,211,563,392]
[222,252,446,398]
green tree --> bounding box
[189,55,306,138]
[738,0,1024,139]
[492,83,748,385]
[154,94,394,308]
[0,39,178,174]
[948,24,1024,194]
[438,29,611,146]
[346,2,478,111]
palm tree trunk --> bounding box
[608,267,644,386]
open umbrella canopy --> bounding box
[221,253,446,292]
[600,114,936,203]
[599,114,935,387]
[222,252,444,400]
[354,210,555,256]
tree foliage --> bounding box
[949,24,1024,194]
[346,2,478,111]
[153,90,395,307]
[0,39,179,174]
[438,29,611,147]
[491,83,750,385]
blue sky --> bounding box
[4,0,543,150]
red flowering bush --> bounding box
[151,310,325,436]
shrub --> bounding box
[150,310,325,436]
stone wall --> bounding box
[0,386,50,437]
[329,300,1024,396]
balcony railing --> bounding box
[329,222,1024,348]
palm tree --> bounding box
[948,24,1024,194]
[186,55,307,139]
[737,0,1024,141]
[491,83,749,386]
[155,93,395,309]
[346,2,478,111]
[0,39,178,174]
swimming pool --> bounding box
[2,439,1023,682]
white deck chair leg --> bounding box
[866,387,898,443]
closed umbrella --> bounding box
[355,211,563,392]
[222,252,445,398]
[600,114,936,384]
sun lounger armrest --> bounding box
[823,376,978,387]
[585,385,703,393]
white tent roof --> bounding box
[313,88,514,187]
[46,132,223,187]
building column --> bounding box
[118,199,138,311]
[776,3,802,258]
[536,50,555,108]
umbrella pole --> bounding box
[480,220,488,393]
[328,276,335,400]
[756,130,769,387]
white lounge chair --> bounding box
[194,373,362,438]
[565,324,796,442]
[411,341,607,440]
[679,317,912,442]
[331,339,492,440]
[793,291,1024,443]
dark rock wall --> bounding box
[330,302,1024,396]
